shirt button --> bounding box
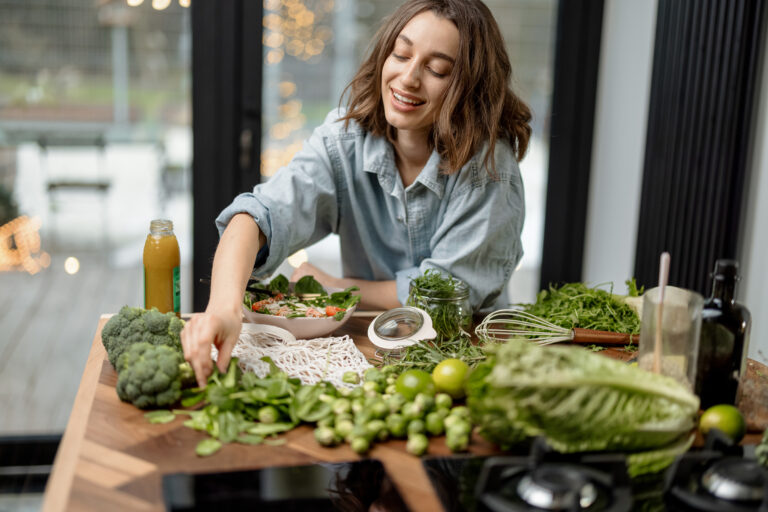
[397,216,404,223]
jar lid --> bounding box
[367,307,437,350]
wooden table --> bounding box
[42,314,764,511]
[41,314,500,512]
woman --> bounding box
[182,0,531,387]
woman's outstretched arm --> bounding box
[181,213,265,387]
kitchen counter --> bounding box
[41,314,501,512]
[41,314,765,511]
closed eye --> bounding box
[392,53,408,61]
[427,68,447,78]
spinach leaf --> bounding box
[247,422,296,436]
[196,439,222,457]
[294,275,326,295]
[144,410,176,424]
[327,287,361,309]
[268,274,290,294]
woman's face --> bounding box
[380,10,459,138]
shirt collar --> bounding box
[363,134,446,199]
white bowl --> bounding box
[242,287,357,339]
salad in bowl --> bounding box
[242,274,361,339]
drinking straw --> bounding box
[653,252,670,374]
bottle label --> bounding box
[173,266,181,313]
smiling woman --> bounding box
[183,0,532,386]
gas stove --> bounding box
[422,434,768,512]
[423,438,633,511]
[664,431,768,511]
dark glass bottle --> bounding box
[695,259,752,408]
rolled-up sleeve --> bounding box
[414,168,525,312]
[215,122,339,278]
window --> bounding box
[0,0,192,437]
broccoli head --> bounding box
[101,306,184,368]
[115,342,195,409]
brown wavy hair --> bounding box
[340,0,532,175]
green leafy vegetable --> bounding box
[236,434,265,445]
[757,429,768,468]
[268,274,290,294]
[626,433,695,478]
[467,340,699,476]
[294,275,326,295]
[196,438,222,457]
[144,410,176,424]
[520,281,641,334]
[326,287,361,309]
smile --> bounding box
[392,89,425,106]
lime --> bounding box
[699,404,746,443]
[395,369,435,400]
[431,358,469,398]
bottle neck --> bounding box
[711,277,735,303]
[150,219,174,237]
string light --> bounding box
[126,0,189,8]
[152,0,172,10]
[64,257,80,275]
[0,216,51,275]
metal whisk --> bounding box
[475,309,639,346]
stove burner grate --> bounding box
[701,457,765,502]
[516,464,598,510]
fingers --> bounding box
[181,310,242,387]
[215,328,240,373]
[181,313,216,388]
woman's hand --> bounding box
[291,261,338,288]
[291,261,401,310]
[182,212,264,387]
[181,307,242,388]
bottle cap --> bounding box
[712,259,739,281]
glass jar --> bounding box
[406,278,472,341]
[143,219,180,316]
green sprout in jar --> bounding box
[407,269,472,342]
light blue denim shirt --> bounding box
[216,109,525,312]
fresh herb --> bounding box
[520,281,641,334]
[626,277,645,297]
[379,335,486,374]
[586,344,606,352]
[624,343,638,352]
[407,269,472,341]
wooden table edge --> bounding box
[42,316,109,512]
